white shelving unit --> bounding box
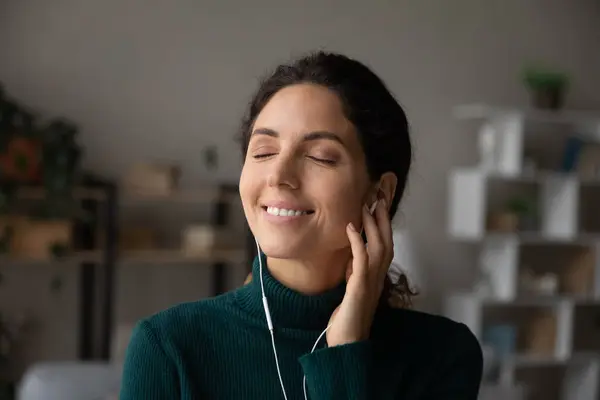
[445,104,600,399]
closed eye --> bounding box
[253,153,276,159]
[308,156,336,165]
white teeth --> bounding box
[266,207,308,217]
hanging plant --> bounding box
[0,83,85,263]
[34,118,83,220]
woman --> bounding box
[120,51,483,399]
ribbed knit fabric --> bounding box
[120,255,483,399]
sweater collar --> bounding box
[235,254,346,330]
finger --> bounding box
[345,262,353,281]
[346,222,368,278]
[375,198,394,275]
[362,203,383,268]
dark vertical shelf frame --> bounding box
[74,181,252,360]
[211,184,236,295]
[100,182,118,359]
[75,176,118,360]
[75,180,99,360]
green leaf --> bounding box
[15,153,29,172]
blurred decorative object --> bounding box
[0,136,41,183]
[522,67,569,110]
[482,324,517,359]
[182,225,226,256]
[478,123,497,171]
[119,226,158,251]
[505,196,537,231]
[519,268,558,296]
[561,136,584,172]
[576,142,600,179]
[0,215,71,259]
[123,162,181,195]
[474,269,494,297]
[561,247,594,295]
[487,211,519,232]
[523,311,556,355]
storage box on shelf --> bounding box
[0,187,108,264]
[117,186,250,269]
[445,104,600,398]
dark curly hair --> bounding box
[239,51,417,308]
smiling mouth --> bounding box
[262,206,315,217]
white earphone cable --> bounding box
[302,323,331,400]
[257,239,289,400]
[256,199,378,399]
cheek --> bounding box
[239,164,258,210]
[317,177,365,225]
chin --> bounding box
[255,235,310,259]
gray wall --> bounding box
[1,0,599,365]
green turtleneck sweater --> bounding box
[120,256,483,399]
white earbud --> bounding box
[369,199,378,215]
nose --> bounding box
[267,152,299,189]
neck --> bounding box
[266,249,350,295]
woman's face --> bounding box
[239,83,373,259]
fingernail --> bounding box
[348,222,356,232]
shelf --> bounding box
[448,168,600,242]
[0,251,102,265]
[479,232,600,245]
[484,170,600,186]
[454,103,600,128]
[449,292,600,308]
[14,187,107,201]
[6,186,240,204]
[0,248,247,266]
[118,248,246,265]
[447,104,600,398]
[498,352,596,367]
[119,188,239,204]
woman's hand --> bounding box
[326,198,394,347]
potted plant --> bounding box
[506,196,538,231]
[522,67,569,110]
[0,84,83,260]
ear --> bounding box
[376,172,397,211]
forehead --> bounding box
[253,83,355,140]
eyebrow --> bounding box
[251,127,345,145]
